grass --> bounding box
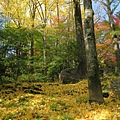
[0,77,120,120]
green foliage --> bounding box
[18,73,49,82]
[0,18,78,84]
[47,40,79,80]
[0,58,6,80]
[47,56,65,80]
[0,19,79,83]
[0,26,30,80]
[1,76,14,84]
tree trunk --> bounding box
[74,0,87,78]
[113,35,120,72]
[106,2,115,31]
[30,1,36,73]
[115,50,120,72]
[43,31,47,74]
[29,23,34,73]
[84,0,104,103]
[56,1,59,24]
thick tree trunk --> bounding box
[84,0,104,103]
[74,0,87,78]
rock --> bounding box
[59,68,80,84]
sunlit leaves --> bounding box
[0,79,120,119]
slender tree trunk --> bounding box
[113,35,120,72]
[56,0,59,24]
[31,24,34,57]
[30,22,35,73]
[107,3,115,31]
[73,0,87,78]
[30,1,36,73]
[43,31,47,74]
[84,0,104,103]
[43,0,47,74]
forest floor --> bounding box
[0,76,120,120]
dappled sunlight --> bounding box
[0,79,120,119]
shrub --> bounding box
[17,73,49,83]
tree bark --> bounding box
[30,1,36,73]
[84,0,104,103]
[113,35,120,72]
[73,0,87,78]
[30,24,34,73]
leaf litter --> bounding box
[0,79,120,120]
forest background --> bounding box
[0,0,120,83]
